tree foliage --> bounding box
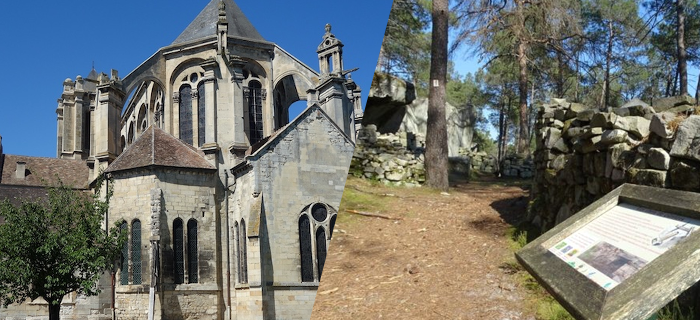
[0,177,125,320]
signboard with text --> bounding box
[517,184,700,320]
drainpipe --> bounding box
[225,169,233,320]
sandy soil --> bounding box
[311,176,537,320]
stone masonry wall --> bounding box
[529,96,700,231]
[350,125,425,186]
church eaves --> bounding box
[105,126,215,173]
[171,0,264,45]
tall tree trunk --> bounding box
[497,102,505,175]
[48,301,61,320]
[556,47,565,97]
[604,20,613,109]
[425,0,449,191]
[696,72,700,101]
[517,40,530,156]
[678,0,688,95]
[665,63,673,96]
[575,50,580,102]
[673,69,679,96]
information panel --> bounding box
[548,203,700,290]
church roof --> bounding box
[105,126,215,173]
[0,154,89,189]
[246,104,353,159]
[171,0,264,45]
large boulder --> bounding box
[363,73,416,133]
[368,72,416,105]
[670,115,700,161]
[651,95,696,112]
[402,97,476,157]
[650,112,678,139]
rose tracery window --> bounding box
[299,203,336,282]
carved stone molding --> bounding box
[172,92,180,104]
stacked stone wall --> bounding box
[350,125,425,186]
[529,96,700,231]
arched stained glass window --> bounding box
[197,82,206,147]
[316,227,327,280]
[247,81,263,145]
[131,220,142,284]
[179,85,193,145]
[299,215,314,282]
[240,220,248,283]
[119,221,128,285]
[173,219,184,284]
[187,219,198,283]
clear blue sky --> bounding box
[0,0,392,158]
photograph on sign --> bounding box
[548,203,700,290]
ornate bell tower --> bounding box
[312,24,356,141]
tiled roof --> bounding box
[0,185,49,208]
[0,154,89,188]
[105,126,216,173]
[171,0,264,45]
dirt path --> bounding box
[311,176,537,320]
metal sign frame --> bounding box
[516,183,700,320]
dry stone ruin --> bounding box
[354,73,537,185]
[529,95,700,231]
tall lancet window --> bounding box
[299,215,313,282]
[119,221,128,285]
[187,219,198,283]
[247,80,263,145]
[131,219,142,285]
[197,82,206,147]
[299,203,336,283]
[173,218,184,284]
[179,85,193,145]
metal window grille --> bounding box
[173,219,184,284]
[131,220,142,284]
[234,222,241,283]
[316,227,327,280]
[197,82,206,147]
[299,215,314,282]
[311,203,328,222]
[240,220,248,283]
[119,221,128,285]
[187,219,198,283]
[179,85,193,145]
[247,82,263,145]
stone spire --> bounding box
[317,23,344,76]
[172,0,264,45]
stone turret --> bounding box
[312,24,356,141]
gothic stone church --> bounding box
[0,0,361,319]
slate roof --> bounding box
[171,0,264,45]
[0,185,49,208]
[105,126,215,173]
[0,154,89,188]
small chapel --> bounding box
[0,0,360,319]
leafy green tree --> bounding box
[0,178,125,320]
[582,0,643,108]
[379,0,431,81]
[458,0,581,156]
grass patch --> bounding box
[504,224,574,320]
[654,299,694,320]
